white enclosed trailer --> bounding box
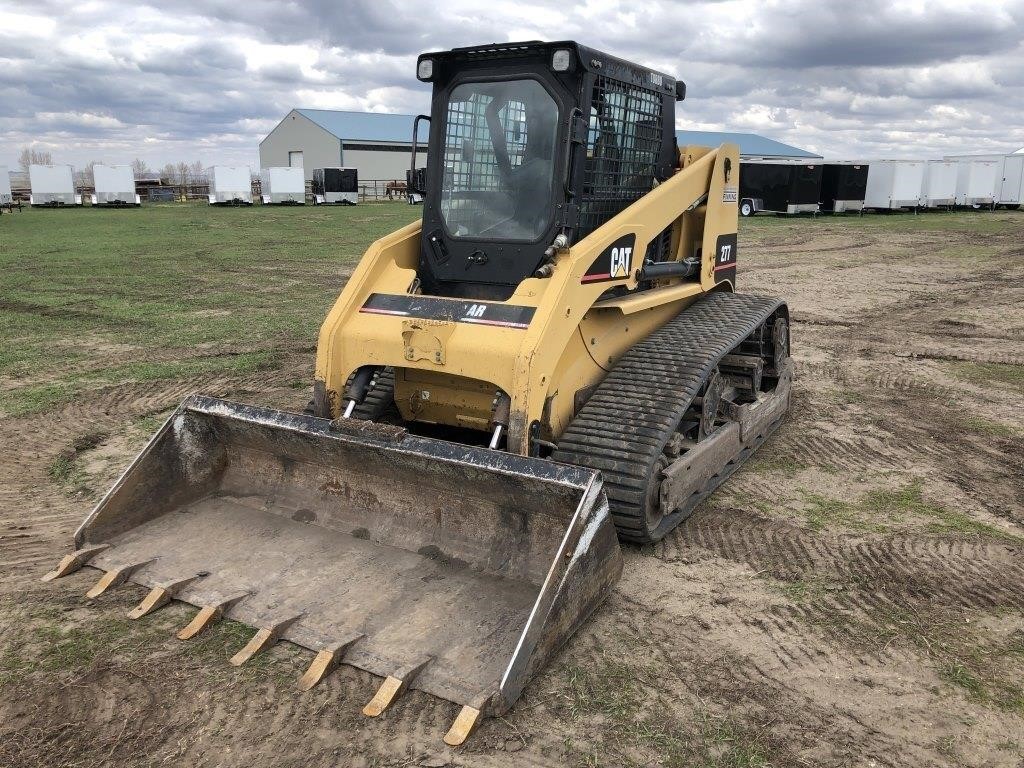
[92,164,141,206]
[207,166,253,205]
[260,167,305,204]
[947,158,999,207]
[29,164,81,206]
[919,160,958,208]
[944,153,1023,208]
[863,160,925,210]
[996,155,1023,207]
[0,166,11,206]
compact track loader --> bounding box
[45,41,792,745]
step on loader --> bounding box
[45,41,792,745]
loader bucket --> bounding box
[46,395,621,743]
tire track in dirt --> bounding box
[0,369,309,588]
[865,370,960,399]
[896,348,1024,366]
[756,233,883,261]
[793,359,850,380]
[618,532,1020,767]
[583,598,925,767]
[0,369,306,487]
[675,510,1023,600]
[767,431,899,473]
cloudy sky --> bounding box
[2,0,1023,172]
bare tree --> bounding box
[175,161,190,186]
[158,163,177,183]
[131,158,150,177]
[18,147,53,172]
[188,160,205,183]
[76,161,97,187]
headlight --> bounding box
[551,49,571,72]
[417,58,434,81]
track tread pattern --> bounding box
[554,292,786,543]
[350,367,399,421]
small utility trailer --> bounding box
[312,167,358,205]
[92,165,141,206]
[863,160,925,211]
[207,166,253,205]
[738,160,821,216]
[260,167,306,204]
[919,160,958,208]
[819,162,868,213]
[29,164,81,207]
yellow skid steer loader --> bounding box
[45,41,792,745]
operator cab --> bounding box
[413,41,685,300]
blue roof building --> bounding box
[676,130,821,160]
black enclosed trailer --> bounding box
[738,160,822,216]
[312,167,358,205]
[819,162,868,213]
[406,167,426,204]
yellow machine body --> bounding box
[316,144,739,454]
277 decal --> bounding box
[713,233,738,281]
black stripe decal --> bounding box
[359,293,535,329]
[583,233,636,284]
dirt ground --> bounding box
[1,210,1022,767]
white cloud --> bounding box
[1,0,1023,170]
[0,11,57,38]
[35,112,126,129]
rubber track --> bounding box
[553,291,786,544]
[350,367,399,421]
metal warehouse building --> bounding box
[259,109,428,182]
[259,108,819,182]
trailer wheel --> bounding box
[740,200,754,217]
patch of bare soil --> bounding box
[2,215,1023,767]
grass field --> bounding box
[1,203,1022,768]
[0,203,420,417]
[2,203,1018,418]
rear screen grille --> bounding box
[578,75,663,239]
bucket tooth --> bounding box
[176,592,248,640]
[127,574,205,620]
[296,632,364,691]
[85,559,155,599]
[42,544,109,582]
[229,613,303,666]
[443,691,493,747]
[444,706,482,746]
[362,657,431,717]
